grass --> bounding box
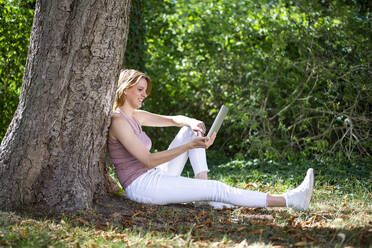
[0,156,371,247]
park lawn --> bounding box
[0,157,371,247]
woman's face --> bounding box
[124,77,148,109]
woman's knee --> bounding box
[173,126,195,142]
[179,126,194,136]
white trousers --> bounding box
[125,127,267,207]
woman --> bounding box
[108,69,314,210]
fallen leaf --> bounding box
[94,223,106,230]
[266,222,277,228]
[223,218,232,225]
[122,219,134,227]
[270,237,284,242]
[194,241,209,247]
[342,198,349,207]
[234,239,248,248]
[36,224,43,231]
[347,223,355,229]
[204,217,212,226]
[90,243,99,248]
[287,215,297,226]
[20,228,27,237]
[250,229,264,235]
[72,218,90,226]
[197,211,207,218]
[245,182,258,189]
[304,233,318,242]
[138,203,145,210]
[132,211,143,218]
[303,215,317,226]
[236,226,247,232]
[160,245,172,248]
[72,241,81,248]
[21,219,36,225]
[171,234,185,240]
[249,220,261,225]
[293,241,308,247]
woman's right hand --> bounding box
[188,132,216,149]
[188,137,208,149]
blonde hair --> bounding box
[113,69,152,110]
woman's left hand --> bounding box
[189,118,206,136]
[205,132,216,148]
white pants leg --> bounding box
[125,127,267,207]
[156,126,208,176]
[126,169,267,207]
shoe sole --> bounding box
[303,168,314,210]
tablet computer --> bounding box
[207,105,229,137]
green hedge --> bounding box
[0,0,34,141]
[1,0,371,161]
[124,0,372,160]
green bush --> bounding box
[0,0,34,141]
[132,0,372,160]
[2,0,371,161]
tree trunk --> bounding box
[0,0,131,211]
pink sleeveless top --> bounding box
[108,111,151,189]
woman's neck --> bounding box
[118,103,135,117]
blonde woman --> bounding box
[108,69,314,210]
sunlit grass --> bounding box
[1,157,371,247]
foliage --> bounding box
[1,0,371,161]
[123,0,146,72]
[132,0,372,159]
[0,0,34,142]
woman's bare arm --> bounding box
[110,116,213,169]
[134,110,206,134]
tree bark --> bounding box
[0,0,131,211]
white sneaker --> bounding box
[285,168,314,210]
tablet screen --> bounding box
[207,105,229,137]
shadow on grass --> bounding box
[5,158,371,247]
[11,195,371,248]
